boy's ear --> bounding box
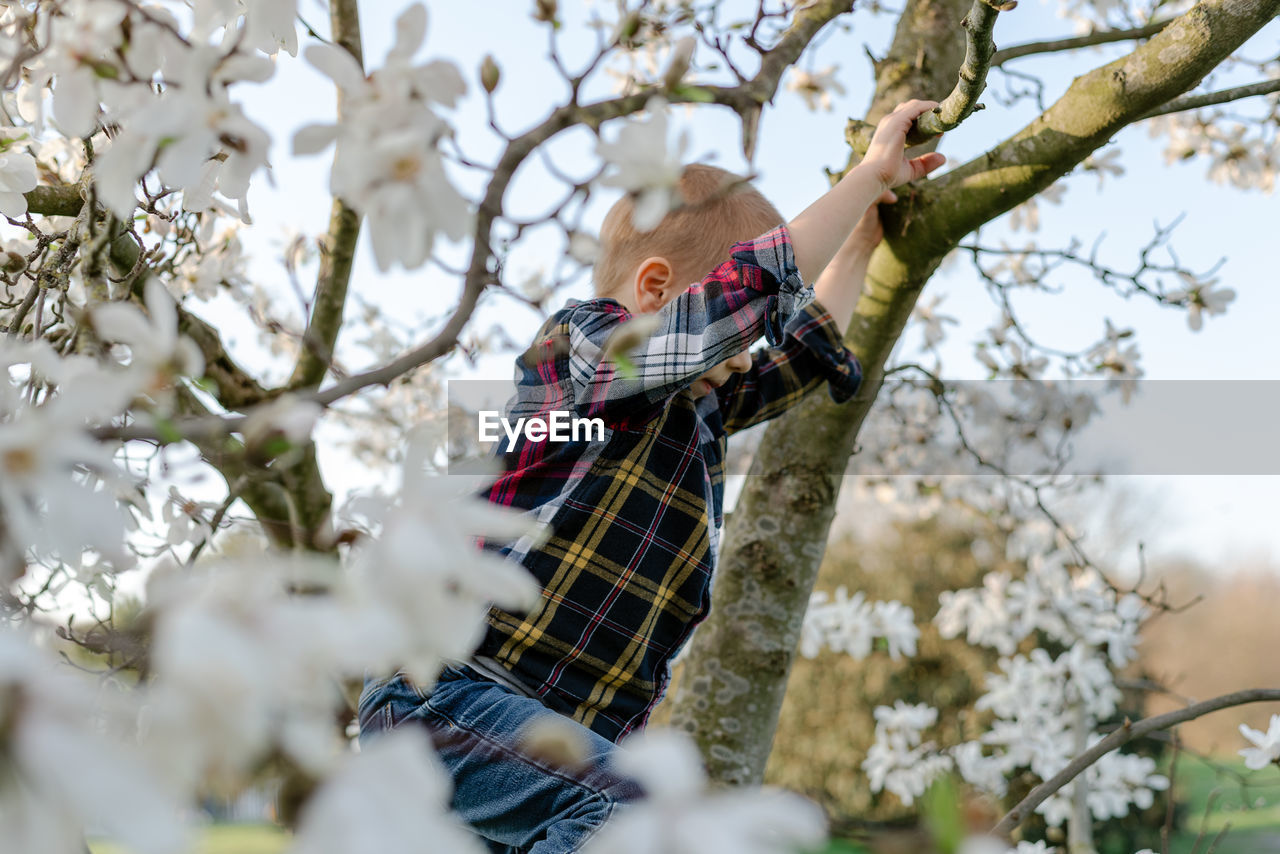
[633,256,677,313]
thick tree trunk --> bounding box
[667,0,1280,786]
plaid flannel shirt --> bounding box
[477,224,863,742]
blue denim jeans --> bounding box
[357,665,643,853]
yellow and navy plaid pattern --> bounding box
[478,225,862,742]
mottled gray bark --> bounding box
[667,0,1280,786]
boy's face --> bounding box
[690,349,752,398]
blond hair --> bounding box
[593,164,784,298]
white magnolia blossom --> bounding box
[983,242,1042,286]
[0,340,136,573]
[1087,319,1145,403]
[799,586,919,660]
[929,555,1167,825]
[862,702,953,805]
[937,554,1147,667]
[295,3,471,270]
[584,729,827,854]
[1011,843,1057,854]
[91,278,205,409]
[160,485,219,548]
[1082,148,1125,188]
[1036,749,1167,826]
[22,0,280,222]
[1009,183,1067,232]
[1165,273,1236,331]
[0,0,1266,847]
[1148,113,1278,194]
[0,628,188,854]
[172,223,250,300]
[786,65,847,111]
[343,429,542,684]
[950,741,1007,797]
[596,97,689,231]
[289,728,484,854]
[0,129,38,218]
[912,294,960,350]
[1239,714,1280,770]
[141,555,363,790]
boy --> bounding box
[358,100,946,853]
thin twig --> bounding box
[1140,78,1280,120]
[993,688,1280,837]
[992,19,1174,66]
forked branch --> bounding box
[846,0,1010,154]
[909,0,1009,142]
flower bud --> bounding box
[662,36,696,91]
[1,251,26,274]
[480,54,501,94]
[616,10,642,47]
[533,0,557,24]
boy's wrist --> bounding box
[847,161,891,194]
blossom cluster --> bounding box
[799,586,919,660]
[853,550,1168,828]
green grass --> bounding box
[90,823,288,854]
[1165,756,1280,853]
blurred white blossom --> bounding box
[295,4,471,271]
[596,97,689,231]
[800,586,918,660]
[1165,274,1236,331]
[585,729,827,854]
[0,628,188,854]
[786,65,847,111]
[1009,183,1066,232]
[1239,714,1280,770]
[0,131,37,217]
[289,728,485,854]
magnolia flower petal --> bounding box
[294,123,341,156]
[305,43,367,93]
[52,67,100,138]
[389,3,428,63]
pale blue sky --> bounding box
[223,1,1279,575]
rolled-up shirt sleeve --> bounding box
[564,224,815,421]
[714,300,863,435]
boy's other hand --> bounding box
[846,189,895,254]
[862,100,948,191]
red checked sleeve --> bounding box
[563,225,814,422]
[713,300,863,435]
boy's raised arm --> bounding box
[787,100,947,284]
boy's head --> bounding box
[593,164,784,315]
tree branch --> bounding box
[1140,77,1280,119]
[83,2,856,448]
[23,183,85,217]
[991,18,1174,66]
[23,184,274,409]
[845,0,1007,154]
[314,0,856,403]
[910,0,1280,257]
[993,688,1280,837]
[287,0,363,391]
[910,0,1008,142]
